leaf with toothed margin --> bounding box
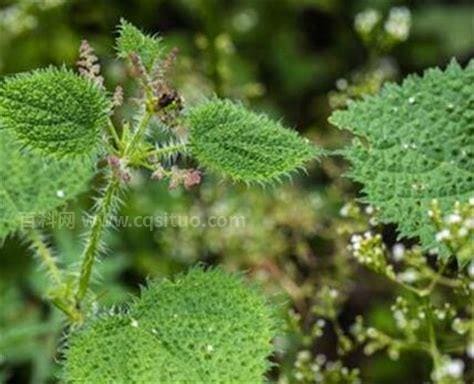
[63,268,279,384]
[0,131,95,239]
[329,59,474,259]
[116,19,164,71]
[187,99,319,184]
[0,67,109,157]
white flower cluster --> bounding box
[432,199,474,241]
[429,199,474,264]
[293,350,361,383]
[350,232,396,279]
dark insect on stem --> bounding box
[157,89,181,109]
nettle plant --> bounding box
[0,18,472,383]
[0,20,315,383]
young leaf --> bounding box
[187,99,319,183]
[116,19,163,70]
[63,268,278,384]
[0,68,109,157]
[0,131,95,239]
[329,59,474,254]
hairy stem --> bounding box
[26,228,83,322]
[75,103,154,308]
[124,104,153,157]
[75,175,121,303]
[107,118,122,150]
[26,228,62,287]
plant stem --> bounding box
[422,261,450,295]
[124,104,153,157]
[75,175,121,303]
[27,228,62,287]
[107,118,122,149]
[75,102,154,307]
[26,228,83,322]
[426,300,443,383]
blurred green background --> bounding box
[0,0,473,383]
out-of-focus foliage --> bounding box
[0,131,95,239]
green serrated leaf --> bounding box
[0,67,109,157]
[62,315,192,383]
[63,268,278,384]
[329,59,474,253]
[187,99,319,183]
[0,131,95,239]
[116,19,163,70]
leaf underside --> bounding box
[0,131,95,239]
[330,59,474,253]
[63,268,277,384]
[187,99,319,184]
[0,67,109,157]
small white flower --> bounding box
[408,96,416,104]
[369,217,379,226]
[56,189,65,198]
[385,6,411,41]
[336,78,348,90]
[435,229,451,242]
[315,354,326,365]
[393,310,407,328]
[445,214,462,224]
[451,318,466,334]
[465,218,474,229]
[340,204,350,217]
[130,318,139,328]
[445,359,464,378]
[392,243,405,261]
[468,262,474,278]
[354,9,381,35]
[467,342,474,359]
[398,269,418,283]
[351,234,361,243]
